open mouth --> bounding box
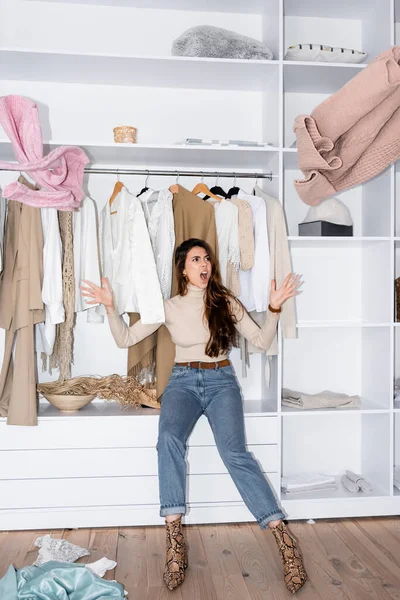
[200,271,208,282]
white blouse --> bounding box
[140,189,175,300]
[237,190,270,312]
[38,207,65,355]
[97,187,165,324]
[73,196,102,323]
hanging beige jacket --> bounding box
[154,185,218,397]
[0,200,45,425]
[238,186,296,376]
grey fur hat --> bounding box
[172,25,273,60]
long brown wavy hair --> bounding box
[175,238,242,357]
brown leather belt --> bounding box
[175,359,231,370]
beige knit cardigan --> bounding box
[294,46,400,205]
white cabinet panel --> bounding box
[0,473,279,509]
[0,445,278,479]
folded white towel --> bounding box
[281,472,337,493]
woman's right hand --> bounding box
[81,277,114,311]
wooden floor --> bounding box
[1,518,400,599]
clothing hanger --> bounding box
[109,171,124,214]
[109,171,124,205]
[18,173,40,191]
[169,171,180,195]
[226,173,240,199]
[252,174,259,196]
[192,173,222,201]
[137,170,152,197]
[203,175,227,200]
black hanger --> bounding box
[203,176,228,200]
[226,174,240,199]
[137,171,150,197]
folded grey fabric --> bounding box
[172,25,273,60]
[345,470,372,492]
[282,388,360,410]
[341,474,360,493]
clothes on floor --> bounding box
[158,363,285,527]
[294,46,400,206]
[282,388,361,410]
[109,283,279,363]
[97,186,164,325]
[0,200,45,426]
[73,196,102,323]
[153,185,218,398]
[281,473,337,494]
[0,562,125,600]
[0,95,89,211]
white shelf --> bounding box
[289,236,390,248]
[281,399,390,415]
[32,398,277,420]
[296,321,392,328]
[284,0,376,18]
[0,140,278,169]
[282,480,389,502]
[23,0,268,13]
[283,62,365,93]
[0,48,278,91]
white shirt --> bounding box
[140,189,175,300]
[97,187,165,324]
[237,190,270,312]
[38,207,65,355]
[73,196,103,323]
[209,198,240,286]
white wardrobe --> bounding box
[0,0,399,530]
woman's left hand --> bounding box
[270,274,301,310]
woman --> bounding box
[81,238,307,594]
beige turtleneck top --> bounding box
[107,284,279,363]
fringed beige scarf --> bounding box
[48,211,75,381]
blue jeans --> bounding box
[157,363,285,529]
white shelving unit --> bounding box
[0,0,398,529]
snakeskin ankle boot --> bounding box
[271,521,307,594]
[163,516,188,590]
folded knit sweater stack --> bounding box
[294,46,400,205]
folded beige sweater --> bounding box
[294,46,400,205]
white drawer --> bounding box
[0,473,279,509]
[0,415,277,450]
[0,444,278,479]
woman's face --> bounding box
[183,246,212,289]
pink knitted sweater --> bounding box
[0,95,89,210]
[294,46,400,205]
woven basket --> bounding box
[43,393,95,412]
[113,125,137,143]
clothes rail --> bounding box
[0,167,277,179]
[84,168,276,179]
